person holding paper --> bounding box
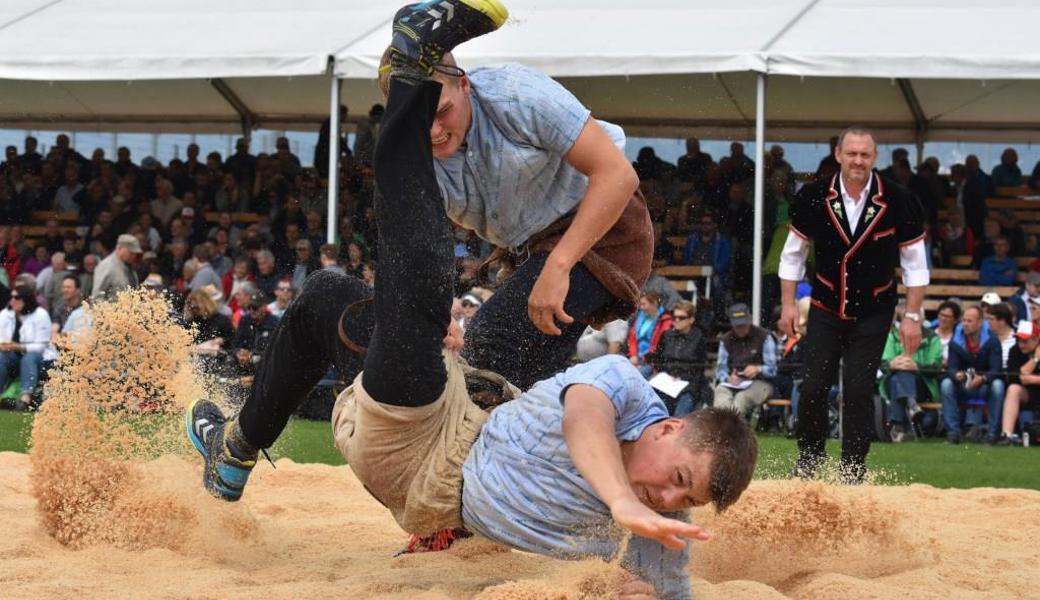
[713,303,777,418]
[645,300,711,416]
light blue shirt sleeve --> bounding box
[715,340,729,384]
[559,354,663,441]
[761,334,778,379]
[622,519,693,600]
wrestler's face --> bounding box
[430,75,472,159]
[836,133,876,188]
[624,419,713,512]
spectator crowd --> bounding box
[0,127,1037,448]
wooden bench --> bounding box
[22,225,77,237]
[654,265,714,300]
[29,210,78,223]
[988,198,1040,210]
[949,255,1034,268]
[898,267,1025,284]
[765,399,792,433]
[993,186,1033,198]
[202,211,261,225]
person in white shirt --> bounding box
[266,282,294,319]
[0,284,53,410]
[778,127,929,483]
[576,319,629,362]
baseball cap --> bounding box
[246,291,267,309]
[728,303,751,327]
[1016,320,1040,339]
[181,206,195,218]
[461,293,482,308]
[980,292,1001,306]
[116,233,143,254]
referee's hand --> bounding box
[779,303,799,337]
[900,317,922,355]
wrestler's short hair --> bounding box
[836,126,878,152]
[679,408,757,512]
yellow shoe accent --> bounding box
[460,0,509,28]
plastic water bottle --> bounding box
[1024,432,1030,448]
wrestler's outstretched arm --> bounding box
[561,384,710,550]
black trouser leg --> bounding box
[360,77,455,408]
[237,270,371,448]
[840,311,891,463]
[795,307,846,458]
[461,253,616,390]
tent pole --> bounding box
[752,72,767,326]
[327,70,341,245]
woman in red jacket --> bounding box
[627,292,673,375]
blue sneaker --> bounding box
[390,0,509,76]
[186,399,257,501]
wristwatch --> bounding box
[903,312,922,323]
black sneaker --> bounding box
[390,0,509,76]
[944,431,961,445]
[994,433,1021,447]
[789,452,825,480]
[186,399,257,501]
[963,424,983,443]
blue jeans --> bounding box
[940,377,1005,438]
[886,371,927,425]
[0,350,44,397]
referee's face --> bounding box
[836,133,877,188]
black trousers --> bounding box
[461,252,615,390]
[795,305,892,464]
[238,78,456,448]
[237,271,371,448]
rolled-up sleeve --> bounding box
[778,229,809,282]
[899,239,930,287]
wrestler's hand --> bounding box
[528,260,574,335]
[610,496,710,550]
[442,319,464,352]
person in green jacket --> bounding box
[878,307,944,442]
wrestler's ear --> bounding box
[655,418,686,440]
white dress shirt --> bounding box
[779,174,930,288]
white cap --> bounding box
[981,292,1002,306]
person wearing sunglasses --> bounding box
[645,301,711,416]
[0,284,53,410]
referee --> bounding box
[778,127,929,483]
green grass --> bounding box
[2,409,1038,490]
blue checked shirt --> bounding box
[434,64,626,251]
[462,355,693,600]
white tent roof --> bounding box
[0,0,390,132]
[2,1,1040,141]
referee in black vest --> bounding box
[778,127,929,483]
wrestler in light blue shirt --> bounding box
[462,355,692,600]
[434,63,626,251]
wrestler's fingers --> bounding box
[554,304,574,326]
[662,519,710,542]
[531,306,563,336]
